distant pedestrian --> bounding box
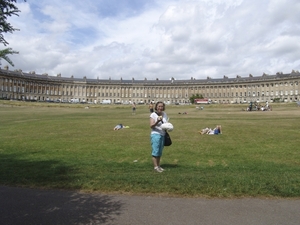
[248,102,253,111]
[132,102,136,115]
[149,102,154,113]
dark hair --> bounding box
[155,101,165,111]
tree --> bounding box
[0,0,25,66]
[189,93,203,104]
[0,47,18,65]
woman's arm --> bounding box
[150,116,162,129]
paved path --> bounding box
[1,185,300,225]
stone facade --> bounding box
[0,67,299,104]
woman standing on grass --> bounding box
[150,101,168,173]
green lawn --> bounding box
[0,100,300,198]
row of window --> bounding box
[204,90,299,98]
[1,82,296,94]
[1,86,298,98]
[1,78,299,90]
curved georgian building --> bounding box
[0,66,299,104]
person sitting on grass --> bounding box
[199,125,222,135]
[113,124,129,130]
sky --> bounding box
[3,0,300,80]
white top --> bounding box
[208,129,215,135]
[150,111,168,136]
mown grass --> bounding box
[0,100,300,198]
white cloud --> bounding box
[3,0,300,80]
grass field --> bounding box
[0,100,300,198]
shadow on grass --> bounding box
[0,153,124,224]
[160,163,180,169]
[0,185,124,225]
[0,152,78,187]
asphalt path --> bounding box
[1,185,300,225]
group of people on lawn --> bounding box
[247,101,271,111]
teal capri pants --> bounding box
[151,133,164,157]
